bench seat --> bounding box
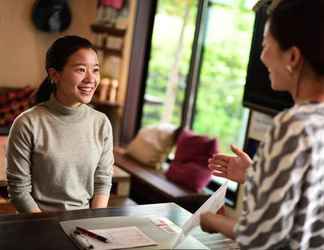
[113,147,211,212]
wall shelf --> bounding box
[90,24,126,37]
[94,46,122,57]
[92,98,120,108]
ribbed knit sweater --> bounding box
[6,96,114,212]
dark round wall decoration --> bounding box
[32,0,72,33]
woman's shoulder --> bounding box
[85,105,112,126]
[12,104,46,126]
[270,103,324,142]
[274,102,324,125]
[9,104,47,135]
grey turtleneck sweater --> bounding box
[6,96,114,213]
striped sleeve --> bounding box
[235,110,312,250]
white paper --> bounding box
[173,181,228,248]
[76,226,157,250]
[147,216,209,249]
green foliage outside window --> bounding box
[193,6,254,151]
[141,0,255,153]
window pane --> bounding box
[192,2,254,193]
[141,0,198,128]
[193,2,254,152]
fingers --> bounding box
[208,158,227,177]
[208,158,227,171]
[208,157,227,166]
[209,153,230,163]
[200,212,215,233]
[210,146,247,161]
[230,144,245,157]
[230,144,252,163]
[200,212,222,234]
[208,154,230,176]
[208,160,226,170]
[211,170,227,178]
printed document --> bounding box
[75,226,157,250]
[60,181,227,249]
[173,181,228,248]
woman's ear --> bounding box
[47,68,60,84]
[288,46,303,71]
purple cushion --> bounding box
[165,129,218,192]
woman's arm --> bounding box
[93,118,114,208]
[6,117,42,213]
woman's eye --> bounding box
[76,67,86,72]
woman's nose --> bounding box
[260,49,267,66]
[85,70,96,82]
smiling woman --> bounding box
[6,36,114,213]
[200,0,324,249]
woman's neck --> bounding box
[294,75,324,104]
[54,92,81,107]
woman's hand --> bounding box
[91,194,109,209]
[31,207,42,213]
[200,212,236,239]
[208,144,252,184]
[200,212,221,233]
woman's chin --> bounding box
[78,95,94,104]
[270,83,279,91]
[271,82,288,92]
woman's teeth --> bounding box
[78,86,93,95]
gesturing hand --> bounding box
[208,144,252,184]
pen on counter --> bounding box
[71,231,94,250]
[75,226,110,243]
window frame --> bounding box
[121,0,244,208]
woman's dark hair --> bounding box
[35,35,96,104]
[268,0,324,76]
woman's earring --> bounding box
[286,65,293,74]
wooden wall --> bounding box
[0,0,97,88]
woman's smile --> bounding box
[78,85,96,96]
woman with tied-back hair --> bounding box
[200,0,324,249]
[6,35,114,213]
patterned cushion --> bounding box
[0,87,35,127]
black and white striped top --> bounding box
[235,103,324,250]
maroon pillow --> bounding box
[166,129,218,192]
[166,162,212,192]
